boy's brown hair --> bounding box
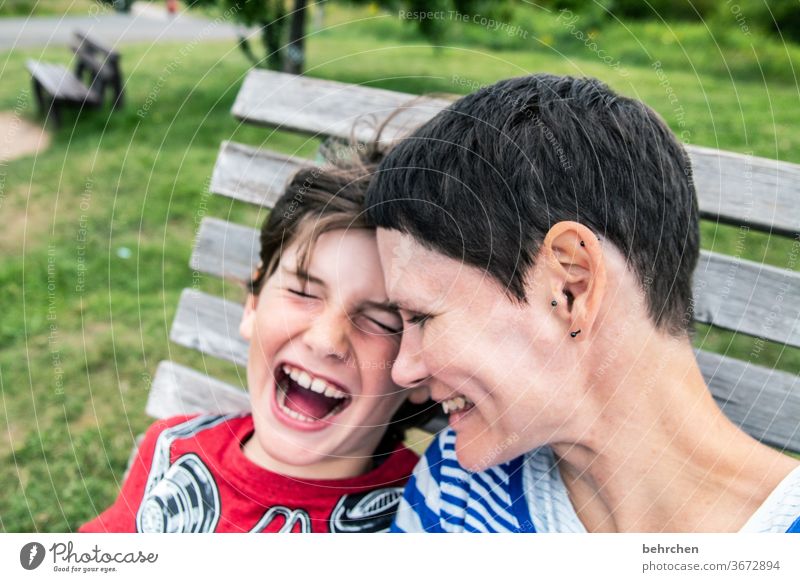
[249,143,380,294]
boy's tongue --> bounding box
[284,379,339,420]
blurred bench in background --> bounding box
[27,31,123,128]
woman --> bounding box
[364,74,800,533]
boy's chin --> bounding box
[256,433,337,470]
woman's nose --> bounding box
[391,331,429,388]
[302,308,350,361]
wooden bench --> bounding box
[27,31,124,128]
[147,70,800,456]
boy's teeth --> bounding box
[276,388,315,423]
[297,371,312,389]
[324,385,346,399]
[281,364,350,400]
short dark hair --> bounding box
[366,74,700,336]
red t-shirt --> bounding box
[80,414,418,533]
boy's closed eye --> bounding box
[287,287,318,299]
[282,267,324,299]
[359,306,402,336]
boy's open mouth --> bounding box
[275,363,352,423]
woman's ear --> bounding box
[407,384,431,405]
[541,221,607,339]
[239,293,258,341]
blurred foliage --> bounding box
[538,0,800,42]
[97,0,135,12]
[186,0,514,69]
[740,0,800,42]
[187,0,290,69]
[329,1,800,84]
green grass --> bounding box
[1,7,799,531]
[0,0,99,17]
[321,2,800,85]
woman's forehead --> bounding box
[376,229,497,312]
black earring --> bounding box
[580,241,585,247]
[551,300,558,307]
[570,329,581,338]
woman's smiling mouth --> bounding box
[441,394,474,414]
[272,363,353,429]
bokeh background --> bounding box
[1,0,798,532]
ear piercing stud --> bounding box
[570,329,581,338]
[551,300,558,307]
[580,241,585,247]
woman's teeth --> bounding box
[442,395,474,414]
[284,364,348,399]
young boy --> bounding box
[81,155,430,533]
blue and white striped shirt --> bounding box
[391,429,800,533]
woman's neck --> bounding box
[552,333,798,532]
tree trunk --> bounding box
[262,18,285,70]
[284,0,307,75]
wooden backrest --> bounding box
[71,31,122,101]
[149,71,800,453]
[73,31,119,61]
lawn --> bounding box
[0,0,99,17]
[1,6,798,531]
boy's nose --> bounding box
[391,333,429,388]
[302,308,349,361]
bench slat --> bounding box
[147,360,249,419]
[232,70,452,145]
[693,250,800,348]
[698,350,799,452]
[209,140,306,206]
[190,217,800,348]
[170,289,248,367]
[190,217,259,282]
[689,145,800,237]
[169,287,800,452]
[26,60,101,104]
[231,70,800,237]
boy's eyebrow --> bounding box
[282,270,401,313]
[284,267,326,287]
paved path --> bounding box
[0,3,245,51]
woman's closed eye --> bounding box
[404,313,431,329]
